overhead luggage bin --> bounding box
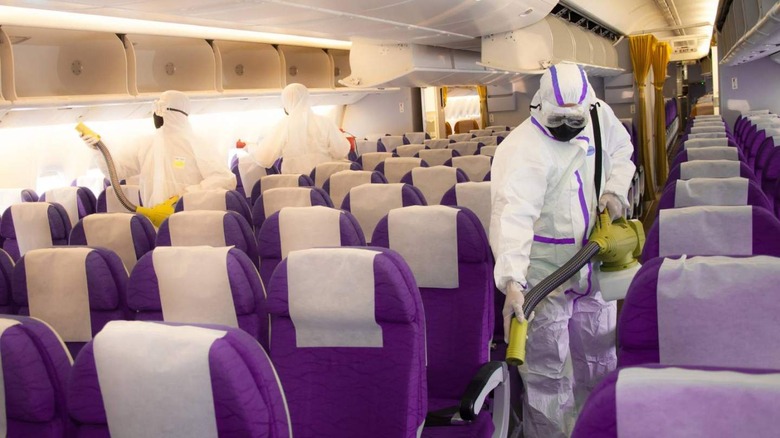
[0,26,129,102]
[123,34,217,96]
[720,1,780,65]
[328,49,351,88]
[277,45,332,89]
[211,40,283,93]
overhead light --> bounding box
[520,8,534,17]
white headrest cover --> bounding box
[45,187,80,227]
[94,321,226,438]
[452,156,491,181]
[395,144,425,158]
[472,136,498,146]
[182,190,228,211]
[350,183,404,242]
[425,139,451,150]
[455,182,491,235]
[237,155,268,195]
[11,203,54,256]
[686,147,739,161]
[384,158,423,183]
[262,187,314,218]
[480,146,498,157]
[617,367,780,438]
[684,138,729,149]
[691,125,726,134]
[0,318,21,436]
[106,186,141,213]
[26,248,92,342]
[83,214,138,272]
[388,206,459,288]
[658,206,753,257]
[673,177,749,208]
[279,207,342,259]
[657,256,780,368]
[411,166,458,205]
[329,170,373,209]
[287,248,382,347]
[168,211,227,247]
[360,152,393,172]
[153,247,238,327]
[260,174,306,195]
[356,139,378,156]
[314,161,354,187]
[679,160,741,180]
[405,133,426,144]
[687,132,727,139]
[380,136,404,150]
[448,133,473,142]
[449,141,480,156]
[418,149,454,167]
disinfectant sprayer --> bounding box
[75,122,178,227]
[506,211,645,366]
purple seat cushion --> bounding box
[0,203,72,261]
[12,247,129,358]
[175,190,253,227]
[69,213,156,263]
[39,187,97,221]
[372,207,494,402]
[0,315,73,437]
[265,248,427,437]
[754,136,779,180]
[251,187,333,231]
[157,211,260,269]
[67,323,291,438]
[250,175,314,207]
[321,171,388,196]
[127,248,268,348]
[256,209,366,289]
[642,206,780,262]
[658,179,771,211]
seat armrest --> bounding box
[459,361,506,421]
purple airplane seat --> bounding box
[1,203,71,261]
[12,247,129,358]
[445,155,493,182]
[400,166,470,205]
[309,161,362,188]
[128,246,268,347]
[0,315,73,437]
[232,154,278,201]
[394,144,427,158]
[670,146,743,169]
[356,151,393,171]
[425,139,455,150]
[40,187,96,227]
[174,189,253,227]
[449,133,475,142]
[376,157,430,183]
[250,174,314,207]
[0,249,14,314]
[157,210,259,268]
[447,141,482,156]
[322,170,387,209]
[265,247,427,437]
[761,144,780,194]
[372,205,509,437]
[572,364,780,438]
[70,213,156,273]
[667,160,756,184]
[619,255,780,369]
[257,206,365,288]
[378,135,405,153]
[417,148,460,167]
[658,177,770,211]
[404,132,430,144]
[251,186,333,231]
[342,183,426,245]
[97,185,143,213]
[67,320,291,437]
[642,205,780,262]
[752,134,780,180]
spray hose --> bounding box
[75,123,138,212]
[506,211,645,366]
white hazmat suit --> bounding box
[249,83,350,174]
[93,90,236,206]
[490,63,635,437]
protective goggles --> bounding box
[153,100,189,117]
[539,101,589,128]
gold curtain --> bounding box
[629,34,658,201]
[651,41,672,187]
[441,87,448,108]
[476,85,489,129]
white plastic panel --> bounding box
[586,31,607,68]
[277,45,332,89]
[328,49,351,88]
[125,34,216,94]
[569,25,593,66]
[212,41,282,91]
[1,26,128,101]
[480,19,554,72]
[547,17,576,64]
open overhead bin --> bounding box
[481,15,624,76]
[277,45,333,89]
[339,39,524,88]
[212,40,283,93]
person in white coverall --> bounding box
[249,83,350,175]
[82,90,236,207]
[490,63,635,438]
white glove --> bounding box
[503,281,531,344]
[598,193,624,221]
[80,133,100,149]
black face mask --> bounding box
[547,124,585,142]
[153,114,164,129]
